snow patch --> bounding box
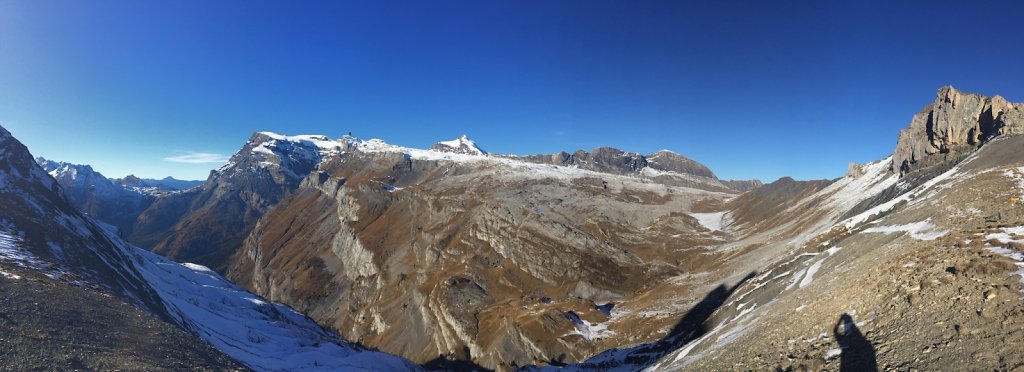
[984,227,1024,295]
[565,311,613,341]
[258,132,338,150]
[690,211,729,232]
[842,152,980,229]
[799,258,825,288]
[824,347,842,360]
[0,229,70,280]
[862,220,948,240]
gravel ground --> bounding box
[0,267,244,371]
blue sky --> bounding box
[1,1,1022,181]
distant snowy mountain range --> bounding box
[36,158,202,195]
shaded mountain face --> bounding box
[35,158,154,236]
[1,126,419,371]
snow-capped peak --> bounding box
[433,134,487,155]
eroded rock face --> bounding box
[517,148,759,193]
[519,147,649,175]
[892,86,1024,175]
[227,147,731,369]
[646,150,716,179]
[143,132,339,271]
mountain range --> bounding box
[1,86,1023,370]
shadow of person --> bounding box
[833,313,877,372]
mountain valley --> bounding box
[2,86,1023,371]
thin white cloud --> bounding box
[163,152,229,164]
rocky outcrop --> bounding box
[519,147,649,175]
[720,179,764,192]
[892,86,1024,175]
[518,147,760,193]
[646,150,715,179]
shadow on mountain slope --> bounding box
[423,353,494,372]
[833,313,877,372]
[554,271,756,370]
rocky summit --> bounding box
[3,87,1024,371]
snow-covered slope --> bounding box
[110,226,418,371]
[1,125,421,371]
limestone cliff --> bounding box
[892,86,1024,175]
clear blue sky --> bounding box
[2,1,1022,181]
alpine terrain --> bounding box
[2,86,1024,371]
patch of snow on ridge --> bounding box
[985,226,1024,245]
[258,132,339,150]
[841,151,981,229]
[862,220,948,240]
[690,211,729,232]
[1004,167,1024,198]
[0,231,30,263]
[0,229,70,280]
[100,228,418,371]
[798,258,825,288]
[822,157,898,220]
[565,311,613,341]
[984,227,1024,296]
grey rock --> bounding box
[892,86,1024,175]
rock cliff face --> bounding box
[720,179,764,192]
[223,138,746,369]
[142,132,341,271]
[646,150,716,178]
[517,148,759,193]
[518,147,649,175]
[892,86,1024,175]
